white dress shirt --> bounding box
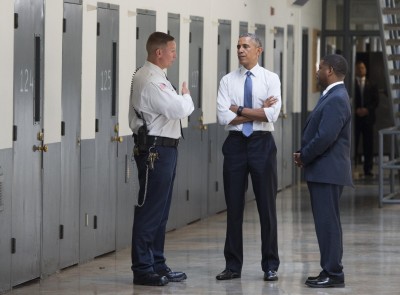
[217,64,282,132]
[129,61,194,139]
[322,81,344,96]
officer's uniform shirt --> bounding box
[217,64,281,131]
[129,61,194,139]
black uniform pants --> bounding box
[355,117,374,174]
[131,146,177,276]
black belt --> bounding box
[147,135,179,147]
[229,131,270,136]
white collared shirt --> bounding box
[217,64,282,132]
[129,61,194,139]
[322,81,344,96]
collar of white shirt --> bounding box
[239,64,262,77]
[322,81,344,96]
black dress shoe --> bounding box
[216,269,241,280]
[157,267,187,282]
[305,276,344,288]
[264,270,278,281]
[133,272,169,286]
[307,271,326,280]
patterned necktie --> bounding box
[242,71,253,137]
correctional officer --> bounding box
[216,33,281,281]
[129,32,194,286]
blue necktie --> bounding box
[242,71,253,137]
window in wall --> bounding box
[326,0,343,30]
[350,0,379,30]
[325,36,343,55]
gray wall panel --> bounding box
[186,16,208,223]
[273,27,284,191]
[0,149,12,293]
[79,139,96,263]
[293,113,302,184]
[282,25,295,188]
[136,9,156,68]
[60,0,82,269]
[42,143,61,276]
[172,129,189,229]
[116,136,136,250]
[208,20,231,215]
[255,24,266,67]
[166,13,181,231]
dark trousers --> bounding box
[307,181,344,279]
[131,146,177,276]
[355,118,374,174]
[222,132,279,273]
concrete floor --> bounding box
[8,172,400,295]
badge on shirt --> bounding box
[158,83,168,91]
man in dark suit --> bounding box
[294,54,353,288]
[354,61,379,177]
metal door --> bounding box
[273,27,284,191]
[186,16,208,223]
[59,0,82,268]
[95,3,119,256]
[12,0,44,285]
[255,24,266,67]
[0,154,13,292]
[166,13,181,230]
[282,25,294,188]
[136,9,156,68]
[239,21,248,36]
[208,19,231,215]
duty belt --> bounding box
[147,135,179,147]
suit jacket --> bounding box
[301,84,353,187]
[354,78,379,124]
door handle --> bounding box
[111,136,123,143]
[33,144,48,152]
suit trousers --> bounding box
[131,146,177,275]
[355,117,374,174]
[222,132,279,273]
[307,181,344,279]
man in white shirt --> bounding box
[129,32,194,286]
[216,33,281,282]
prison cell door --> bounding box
[59,0,82,269]
[94,3,119,257]
[12,0,44,286]
[185,16,208,223]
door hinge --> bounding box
[63,18,66,33]
[11,238,16,254]
[59,224,64,239]
[61,121,65,136]
[13,125,17,141]
[14,13,18,29]
[93,215,97,229]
